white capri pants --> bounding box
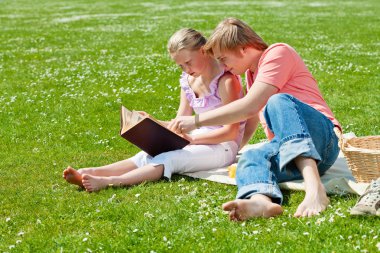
[129,141,238,179]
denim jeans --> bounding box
[236,93,339,204]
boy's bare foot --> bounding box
[82,174,111,192]
[294,157,330,217]
[63,166,84,187]
[222,194,283,221]
[294,184,330,217]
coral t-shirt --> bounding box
[246,43,340,140]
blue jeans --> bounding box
[236,94,339,204]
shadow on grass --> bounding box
[281,189,292,206]
[170,174,201,182]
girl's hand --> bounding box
[168,116,196,134]
[180,132,194,145]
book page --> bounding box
[120,105,176,136]
[120,106,130,132]
[131,110,144,124]
[120,106,138,133]
[121,106,144,133]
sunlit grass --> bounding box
[0,0,379,252]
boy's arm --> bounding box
[189,73,242,145]
[170,81,278,133]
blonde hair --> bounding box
[167,28,207,54]
[204,18,268,55]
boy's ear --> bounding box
[240,46,247,55]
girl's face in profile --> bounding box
[170,48,207,77]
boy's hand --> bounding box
[168,116,196,134]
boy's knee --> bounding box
[265,93,294,115]
[237,148,264,169]
[239,149,256,162]
[267,93,293,107]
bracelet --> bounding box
[194,114,201,128]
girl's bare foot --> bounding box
[222,194,283,221]
[294,184,330,217]
[82,174,112,192]
[63,166,84,187]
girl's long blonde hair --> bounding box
[167,28,206,54]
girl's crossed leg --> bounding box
[81,164,164,192]
[63,159,142,190]
[64,142,237,192]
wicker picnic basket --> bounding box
[334,128,380,183]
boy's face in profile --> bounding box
[213,47,249,75]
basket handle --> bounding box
[334,127,347,151]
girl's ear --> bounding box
[200,46,206,55]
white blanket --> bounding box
[182,139,369,196]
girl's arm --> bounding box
[188,73,242,145]
[176,89,193,117]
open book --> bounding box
[120,105,190,157]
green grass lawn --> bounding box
[1,0,379,252]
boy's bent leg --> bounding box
[236,142,283,202]
[223,194,283,221]
[264,94,339,217]
[293,157,329,217]
[264,93,339,174]
[223,143,284,220]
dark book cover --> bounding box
[120,107,190,157]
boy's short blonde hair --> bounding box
[204,18,268,55]
[167,28,206,54]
